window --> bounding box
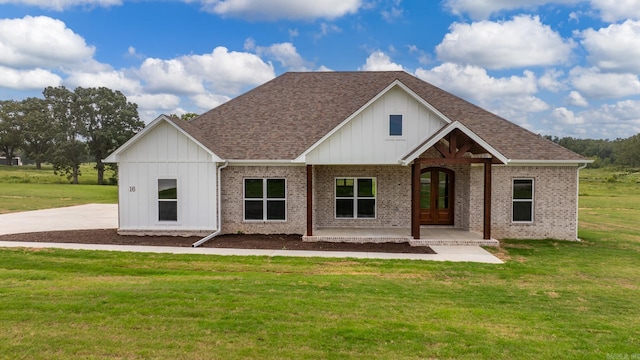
[158,179,177,221]
[244,178,286,221]
[389,114,403,136]
[512,179,534,222]
[335,178,376,218]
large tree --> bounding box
[75,87,143,185]
[44,86,87,184]
[0,100,23,166]
[21,97,53,169]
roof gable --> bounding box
[104,115,223,163]
[296,82,449,164]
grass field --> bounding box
[0,164,117,213]
[0,167,639,359]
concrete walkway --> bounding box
[0,205,503,263]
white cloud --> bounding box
[0,66,62,90]
[190,93,231,110]
[580,20,640,73]
[538,69,565,92]
[316,23,342,39]
[0,0,121,11]
[138,58,206,95]
[552,107,585,125]
[128,94,181,110]
[436,15,573,70]
[0,16,95,69]
[359,51,403,71]
[569,67,640,99]
[199,0,362,20]
[415,63,537,101]
[590,0,640,22]
[65,70,142,94]
[442,0,580,20]
[180,46,275,93]
[256,42,310,71]
[567,91,589,107]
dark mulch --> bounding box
[0,229,436,254]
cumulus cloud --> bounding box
[442,0,580,20]
[316,23,342,39]
[580,20,640,73]
[590,0,640,22]
[0,16,95,69]
[138,58,206,95]
[552,107,585,125]
[65,70,142,94]
[567,91,589,107]
[128,94,181,110]
[538,69,565,92]
[436,15,573,70]
[256,42,310,71]
[0,66,62,90]
[415,63,537,101]
[199,0,362,20]
[569,67,640,99]
[359,51,403,71]
[190,93,231,110]
[0,0,121,11]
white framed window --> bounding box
[244,178,286,221]
[512,178,534,223]
[389,114,403,136]
[158,178,178,222]
[335,177,376,219]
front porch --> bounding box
[303,227,499,247]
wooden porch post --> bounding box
[483,158,492,240]
[306,164,313,236]
[411,161,421,239]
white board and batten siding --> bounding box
[304,86,446,165]
[116,121,217,233]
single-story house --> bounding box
[105,71,590,246]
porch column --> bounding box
[306,164,313,236]
[411,161,421,239]
[483,158,492,240]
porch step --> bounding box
[409,239,500,247]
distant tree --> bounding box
[0,100,23,166]
[75,87,143,185]
[615,134,640,167]
[44,86,87,184]
[170,112,199,121]
[21,97,53,169]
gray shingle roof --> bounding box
[188,71,585,162]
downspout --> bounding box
[192,161,228,247]
[575,162,589,241]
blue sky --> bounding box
[1,0,640,139]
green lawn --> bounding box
[0,168,638,359]
[0,164,117,213]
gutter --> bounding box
[575,162,589,241]
[192,161,228,247]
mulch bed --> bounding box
[0,229,435,254]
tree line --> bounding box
[544,134,640,168]
[0,86,144,184]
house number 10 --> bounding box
[129,186,136,192]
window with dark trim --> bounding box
[244,178,286,221]
[389,114,403,136]
[512,179,534,222]
[158,179,177,221]
[335,177,376,218]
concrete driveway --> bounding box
[0,204,118,235]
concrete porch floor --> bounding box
[304,227,500,247]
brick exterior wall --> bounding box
[313,165,412,228]
[469,165,578,240]
[220,165,307,235]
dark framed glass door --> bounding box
[419,167,454,225]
